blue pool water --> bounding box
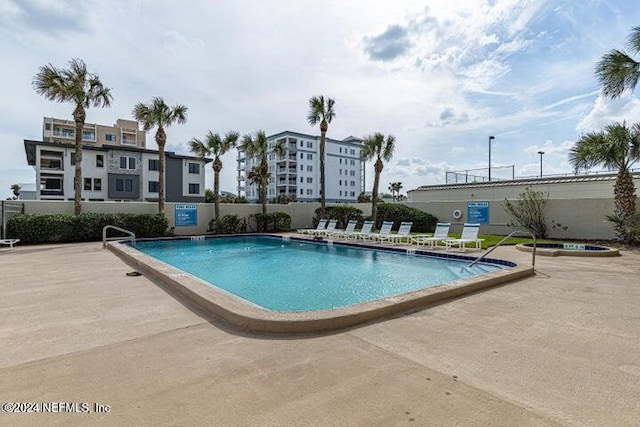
[132,236,505,312]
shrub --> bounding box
[624,212,640,245]
[314,206,364,229]
[208,214,247,234]
[6,213,168,244]
[375,204,438,232]
[248,211,292,232]
[503,188,549,238]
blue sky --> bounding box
[2,0,640,199]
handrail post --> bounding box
[469,230,536,269]
[102,225,136,248]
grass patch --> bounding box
[410,232,559,250]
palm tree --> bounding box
[361,133,396,226]
[133,97,187,213]
[10,184,21,200]
[33,59,113,215]
[596,26,640,98]
[189,130,239,220]
[307,95,336,217]
[569,122,640,240]
[241,131,283,214]
[388,182,403,202]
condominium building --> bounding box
[237,131,365,203]
[24,117,210,202]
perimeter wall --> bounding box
[16,197,622,240]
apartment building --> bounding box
[237,131,365,203]
[24,117,210,202]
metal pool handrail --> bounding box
[102,225,136,249]
[469,230,536,268]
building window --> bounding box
[105,134,116,142]
[350,170,355,176]
[128,157,136,169]
[306,189,312,195]
[148,159,159,171]
[116,179,124,191]
[340,190,342,196]
[300,164,303,171]
[307,165,312,172]
[339,180,342,185]
[94,179,102,191]
[188,163,200,174]
[148,181,159,193]
[45,123,51,130]
[307,141,313,148]
[71,152,76,165]
[82,130,96,141]
[307,177,313,183]
[96,154,104,168]
[300,177,304,183]
[188,183,200,194]
[339,158,342,164]
[300,189,303,195]
[350,159,355,166]
[351,191,355,197]
[62,128,74,138]
[125,179,133,192]
[307,154,312,160]
[300,141,303,147]
[120,157,127,169]
[339,147,342,153]
[350,149,355,155]
[84,178,92,190]
[300,153,304,159]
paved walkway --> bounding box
[1,242,639,426]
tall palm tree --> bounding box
[33,58,113,215]
[569,122,640,240]
[361,133,396,226]
[388,182,403,202]
[189,130,239,220]
[307,95,336,217]
[596,26,640,99]
[133,97,187,213]
[241,131,283,214]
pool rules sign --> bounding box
[175,204,198,227]
[467,201,489,224]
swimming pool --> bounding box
[109,235,533,333]
[132,235,505,312]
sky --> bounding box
[2,0,640,200]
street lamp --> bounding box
[488,136,495,181]
[537,150,545,178]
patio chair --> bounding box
[0,239,20,250]
[368,221,394,243]
[313,219,338,237]
[344,220,374,241]
[329,220,358,239]
[378,221,413,245]
[297,219,328,235]
[411,222,451,248]
[443,223,484,251]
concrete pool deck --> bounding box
[1,241,639,426]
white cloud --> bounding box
[576,93,640,132]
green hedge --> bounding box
[208,214,247,234]
[375,204,438,232]
[249,212,292,232]
[6,213,168,244]
[314,206,364,229]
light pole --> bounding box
[488,136,495,181]
[537,150,545,178]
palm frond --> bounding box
[626,25,640,56]
[596,49,640,98]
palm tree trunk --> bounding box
[614,169,637,240]
[371,158,383,227]
[319,122,327,218]
[156,127,167,214]
[213,157,222,220]
[72,105,86,215]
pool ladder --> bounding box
[102,225,136,249]
[468,230,537,269]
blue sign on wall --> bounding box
[175,204,197,226]
[467,201,489,224]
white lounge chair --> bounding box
[378,221,413,245]
[313,219,338,237]
[344,220,374,240]
[0,239,20,250]
[411,222,451,248]
[368,221,394,242]
[329,220,358,239]
[297,219,328,235]
[444,223,484,251]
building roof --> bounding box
[408,172,639,193]
[267,130,363,146]
[23,139,212,166]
